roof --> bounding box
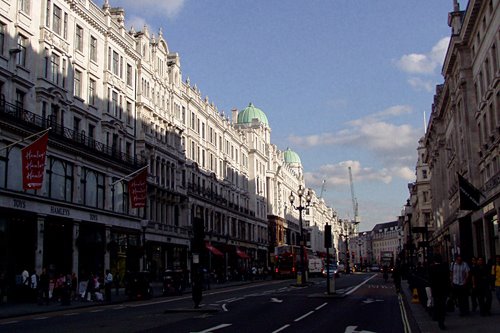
[283,148,301,164]
[237,103,269,126]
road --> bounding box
[0,273,416,333]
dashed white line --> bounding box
[191,323,232,333]
[1,321,19,325]
[272,324,290,333]
[315,302,327,310]
[63,312,78,316]
[294,311,314,322]
[33,317,48,320]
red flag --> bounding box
[22,132,49,190]
[128,167,148,208]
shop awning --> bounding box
[236,247,250,259]
[205,242,223,256]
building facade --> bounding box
[421,0,499,263]
[0,0,340,291]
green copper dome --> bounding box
[284,148,301,164]
[237,103,269,126]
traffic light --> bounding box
[324,224,332,248]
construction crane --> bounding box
[348,167,360,224]
[319,179,326,198]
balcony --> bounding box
[0,99,144,168]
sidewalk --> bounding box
[0,279,255,320]
[401,280,500,332]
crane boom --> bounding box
[348,167,360,224]
[319,179,326,198]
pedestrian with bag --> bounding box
[450,254,470,316]
[429,254,450,330]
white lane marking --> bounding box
[294,310,314,322]
[90,309,104,313]
[63,312,78,316]
[315,302,327,310]
[345,274,377,295]
[33,317,48,320]
[222,303,228,312]
[1,321,19,325]
[190,323,232,333]
[345,326,376,333]
[270,297,283,303]
[272,324,290,333]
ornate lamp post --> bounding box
[289,185,312,285]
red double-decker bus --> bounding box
[273,245,311,278]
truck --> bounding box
[308,257,323,277]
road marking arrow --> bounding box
[270,297,283,303]
[345,325,376,333]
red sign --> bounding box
[22,132,49,190]
[128,167,148,208]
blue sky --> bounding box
[105,0,461,231]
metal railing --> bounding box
[0,98,143,167]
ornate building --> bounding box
[0,0,339,288]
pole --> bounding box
[0,127,52,152]
[299,204,305,285]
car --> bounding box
[369,265,381,272]
[322,264,340,278]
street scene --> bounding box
[1,0,500,332]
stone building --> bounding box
[421,0,499,263]
[0,0,339,289]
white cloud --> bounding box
[407,77,434,92]
[395,37,450,75]
[289,105,419,156]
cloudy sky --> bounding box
[102,0,460,231]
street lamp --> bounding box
[140,219,149,271]
[289,185,312,285]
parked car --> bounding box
[322,264,340,278]
[126,271,153,300]
[369,265,381,272]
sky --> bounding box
[101,0,462,231]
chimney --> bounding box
[232,108,239,124]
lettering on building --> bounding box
[50,206,71,216]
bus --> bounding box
[274,245,311,278]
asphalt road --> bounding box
[0,273,415,333]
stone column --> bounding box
[104,226,111,272]
[72,221,80,276]
[35,215,46,274]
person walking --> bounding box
[491,255,500,305]
[104,270,113,302]
[429,254,450,330]
[450,255,470,316]
[472,256,492,316]
[38,268,50,305]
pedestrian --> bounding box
[30,270,39,301]
[104,269,113,302]
[429,254,450,331]
[71,273,78,301]
[472,256,492,316]
[490,255,500,305]
[392,263,402,293]
[38,267,50,305]
[450,254,470,316]
[114,272,120,296]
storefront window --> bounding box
[81,168,105,209]
[47,158,73,201]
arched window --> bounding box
[81,167,104,208]
[48,158,73,201]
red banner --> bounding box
[128,167,148,208]
[22,132,49,190]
